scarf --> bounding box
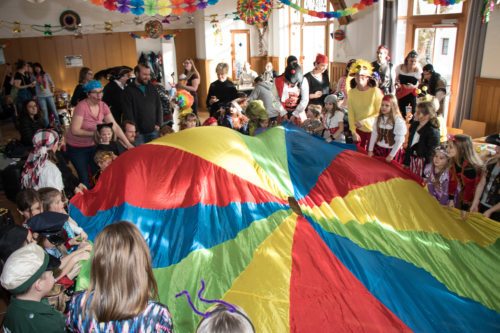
[21,129,59,189]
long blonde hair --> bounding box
[84,221,158,322]
[449,134,483,170]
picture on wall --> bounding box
[64,55,83,68]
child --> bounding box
[471,139,500,221]
[27,212,92,281]
[447,134,483,211]
[180,112,199,131]
[368,95,407,163]
[38,187,88,242]
[202,117,218,126]
[403,101,440,177]
[423,146,451,205]
[245,100,268,136]
[0,243,66,332]
[254,118,270,136]
[322,94,345,142]
[159,124,174,136]
[93,150,115,184]
[221,103,249,134]
[95,123,120,156]
[196,303,255,333]
[302,104,323,136]
[16,188,43,227]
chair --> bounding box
[447,127,464,136]
[460,119,486,139]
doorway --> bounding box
[230,30,250,81]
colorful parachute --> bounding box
[70,124,500,332]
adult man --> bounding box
[420,63,447,113]
[117,120,137,154]
[122,63,162,145]
[103,66,132,124]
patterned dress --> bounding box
[66,292,173,333]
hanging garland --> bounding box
[129,31,176,40]
[237,0,272,26]
[89,0,220,16]
[279,0,464,19]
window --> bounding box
[442,38,449,55]
[413,0,463,15]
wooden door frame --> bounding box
[230,29,250,81]
[405,0,470,126]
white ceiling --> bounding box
[0,0,192,38]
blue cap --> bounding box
[83,80,103,93]
[27,211,67,236]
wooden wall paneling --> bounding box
[20,37,40,62]
[471,78,500,134]
[36,37,61,88]
[330,61,346,88]
[171,29,196,75]
[119,33,138,67]
[269,56,281,74]
[54,36,78,93]
[195,59,211,113]
[86,34,108,73]
[250,56,267,74]
[103,33,123,68]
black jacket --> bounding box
[70,84,86,107]
[206,80,238,117]
[18,115,43,147]
[404,121,440,166]
[103,81,125,123]
[122,81,162,134]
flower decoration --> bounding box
[237,0,273,25]
[88,0,219,15]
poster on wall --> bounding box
[0,48,5,65]
[64,55,83,68]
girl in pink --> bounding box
[368,94,406,163]
[423,146,451,206]
[65,80,132,187]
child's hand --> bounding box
[367,151,374,157]
[447,200,455,209]
[68,237,82,246]
[74,183,87,195]
[79,230,88,241]
[385,155,394,163]
[78,241,92,252]
[353,132,361,143]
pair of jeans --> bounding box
[136,130,159,145]
[66,144,97,188]
[37,95,60,127]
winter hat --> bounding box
[324,94,338,105]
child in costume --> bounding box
[92,150,116,184]
[16,188,43,227]
[347,59,383,151]
[94,122,120,156]
[368,94,407,163]
[245,100,268,136]
[423,146,451,206]
[403,101,440,177]
[447,134,483,211]
[302,104,323,136]
[179,113,199,131]
[220,102,249,134]
[471,137,500,221]
[322,94,345,142]
[0,243,66,333]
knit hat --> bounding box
[324,94,338,105]
[83,80,103,93]
[246,100,268,121]
[315,54,329,65]
[0,243,60,294]
[286,55,298,66]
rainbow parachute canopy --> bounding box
[71,124,500,332]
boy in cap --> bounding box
[0,243,66,332]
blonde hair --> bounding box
[180,113,199,130]
[416,101,439,128]
[84,221,158,322]
[449,134,483,170]
[93,150,115,164]
[377,95,402,127]
[196,304,255,333]
[215,63,229,75]
[307,104,322,118]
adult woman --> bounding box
[395,50,421,118]
[371,45,394,95]
[420,64,447,114]
[178,59,200,114]
[102,66,132,123]
[206,63,238,117]
[70,67,93,107]
[66,221,173,332]
[33,63,60,128]
[18,100,43,147]
[65,80,133,187]
[302,53,331,107]
[13,59,36,114]
[20,129,64,191]
[347,59,383,150]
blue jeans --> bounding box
[37,96,60,127]
[66,144,97,188]
[136,130,159,145]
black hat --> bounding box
[423,64,434,72]
[0,224,29,263]
[287,55,298,66]
[284,63,303,85]
[27,211,67,236]
[485,134,500,146]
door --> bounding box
[231,30,250,81]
